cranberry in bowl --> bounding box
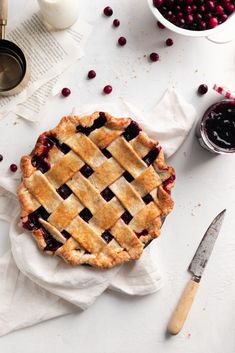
[148,0,235,40]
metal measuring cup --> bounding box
[0,0,30,96]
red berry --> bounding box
[88,70,96,79]
[209,17,218,28]
[226,3,235,13]
[186,14,194,24]
[150,52,160,62]
[118,36,127,46]
[157,21,165,29]
[206,1,215,11]
[113,19,120,27]
[10,164,17,172]
[198,84,208,95]
[166,38,174,46]
[103,6,113,16]
[153,0,163,8]
[199,20,206,30]
[61,88,71,97]
[220,13,228,22]
[0,154,3,162]
[216,5,224,15]
[103,85,112,94]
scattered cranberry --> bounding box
[157,21,165,29]
[113,19,120,27]
[150,52,160,62]
[226,3,235,13]
[198,84,208,95]
[166,38,174,46]
[88,70,96,79]
[209,17,218,28]
[0,154,3,162]
[10,164,17,172]
[103,85,113,94]
[61,88,71,97]
[118,36,127,46]
[103,6,113,17]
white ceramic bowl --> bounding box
[147,0,235,43]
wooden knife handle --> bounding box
[167,279,199,335]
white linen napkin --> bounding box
[0,88,196,336]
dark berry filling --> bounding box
[23,206,50,231]
[80,164,94,178]
[101,231,114,243]
[57,184,72,199]
[31,155,50,174]
[101,148,112,158]
[101,187,115,201]
[135,229,148,238]
[204,101,235,149]
[143,147,159,166]
[79,208,93,222]
[59,143,71,154]
[123,171,134,182]
[162,175,176,193]
[142,194,154,204]
[43,227,63,252]
[61,230,71,239]
[76,112,107,136]
[123,121,142,141]
[121,210,133,224]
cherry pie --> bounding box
[18,112,175,268]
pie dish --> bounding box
[18,112,175,269]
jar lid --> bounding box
[213,83,235,100]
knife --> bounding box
[167,209,226,335]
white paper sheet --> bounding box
[0,6,92,120]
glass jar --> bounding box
[196,100,235,154]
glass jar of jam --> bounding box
[197,100,235,154]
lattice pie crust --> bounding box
[18,112,175,268]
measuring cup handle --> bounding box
[0,0,8,39]
[0,0,8,24]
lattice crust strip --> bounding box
[18,112,175,269]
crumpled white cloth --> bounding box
[0,88,196,336]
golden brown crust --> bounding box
[18,112,175,269]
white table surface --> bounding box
[0,0,235,352]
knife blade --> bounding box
[167,209,226,335]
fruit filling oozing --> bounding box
[76,112,107,135]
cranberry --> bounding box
[118,36,127,46]
[216,5,224,15]
[185,5,193,14]
[199,20,207,29]
[61,88,71,97]
[198,84,208,95]
[185,0,193,4]
[177,18,186,27]
[166,38,174,46]
[220,13,228,22]
[150,52,160,62]
[153,0,163,8]
[10,164,17,172]
[186,14,194,23]
[206,1,215,11]
[157,21,165,29]
[103,6,113,16]
[199,5,206,12]
[113,19,120,27]
[209,17,218,28]
[0,154,3,162]
[226,3,235,13]
[88,70,96,79]
[103,85,113,94]
[191,4,197,12]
